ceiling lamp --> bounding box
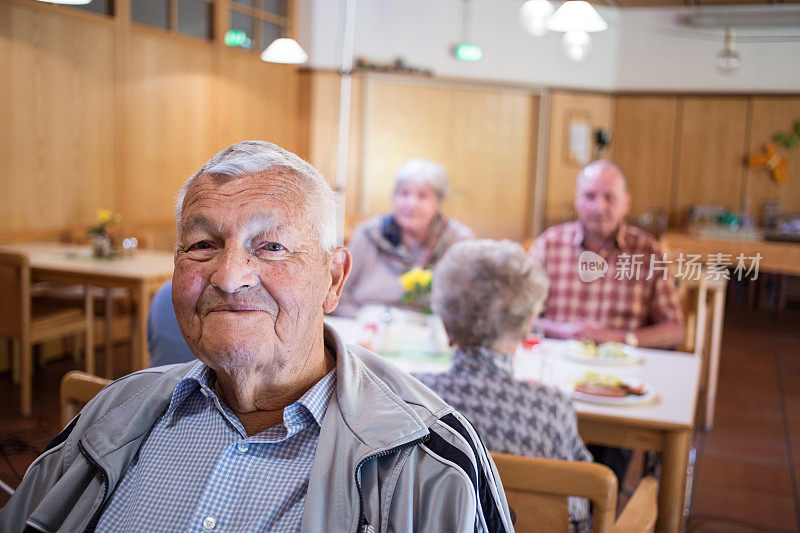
[261,37,308,64]
[545,1,607,33]
[542,1,607,63]
[715,27,742,75]
[519,0,554,37]
[562,29,592,62]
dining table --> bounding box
[325,314,701,533]
[0,242,175,374]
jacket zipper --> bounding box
[354,434,429,532]
[78,441,110,533]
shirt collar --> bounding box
[164,360,212,417]
[574,221,628,251]
[165,360,336,430]
[452,346,514,377]
[293,368,336,427]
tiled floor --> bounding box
[1,305,799,531]
[687,306,800,532]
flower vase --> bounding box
[91,234,112,258]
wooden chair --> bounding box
[676,277,709,357]
[491,452,658,533]
[0,252,94,416]
[60,370,111,426]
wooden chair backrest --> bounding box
[491,452,618,533]
[60,370,112,426]
[676,277,709,356]
[0,252,30,338]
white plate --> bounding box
[562,342,642,366]
[570,380,657,406]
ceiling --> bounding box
[592,0,800,6]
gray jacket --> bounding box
[0,325,513,533]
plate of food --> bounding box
[563,340,642,366]
[570,371,656,405]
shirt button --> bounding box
[202,516,215,530]
[237,441,249,453]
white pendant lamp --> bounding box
[519,0,555,37]
[562,29,592,62]
[261,37,308,64]
[545,1,607,32]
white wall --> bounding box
[300,0,619,91]
[298,1,800,93]
[615,8,800,93]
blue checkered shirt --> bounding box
[96,361,336,532]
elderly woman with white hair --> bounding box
[334,158,474,317]
[414,239,593,532]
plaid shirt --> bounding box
[97,362,335,533]
[530,221,682,332]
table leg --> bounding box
[84,285,95,375]
[104,288,114,378]
[704,285,726,432]
[131,283,150,371]
[657,429,691,533]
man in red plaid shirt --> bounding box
[529,160,685,485]
[529,160,684,349]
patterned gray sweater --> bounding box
[414,346,592,531]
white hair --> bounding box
[175,141,337,253]
[433,239,549,348]
[393,158,449,201]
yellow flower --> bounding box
[399,267,432,291]
[97,209,112,223]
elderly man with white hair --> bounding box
[415,239,593,532]
[0,142,512,533]
[335,158,474,317]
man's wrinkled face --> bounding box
[574,166,630,240]
[392,179,441,238]
[172,171,338,373]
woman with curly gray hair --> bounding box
[414,239,593,532]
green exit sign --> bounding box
[453,43,483,62]
[225,29,253,49]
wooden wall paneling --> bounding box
[613,95,679,220]
[360,79,456,220]
[447,88,537,242]
[298,70,365,232]
[743,96,800,219]
[359,77,536,241]
[219,50,301,153]
[300,70,346,184]
[545,91,615,229]
[0,3,115,239]
[122,29,220,228]
[0,2,35,237]
[672,96,749,225]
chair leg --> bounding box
[21,338,33,416]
